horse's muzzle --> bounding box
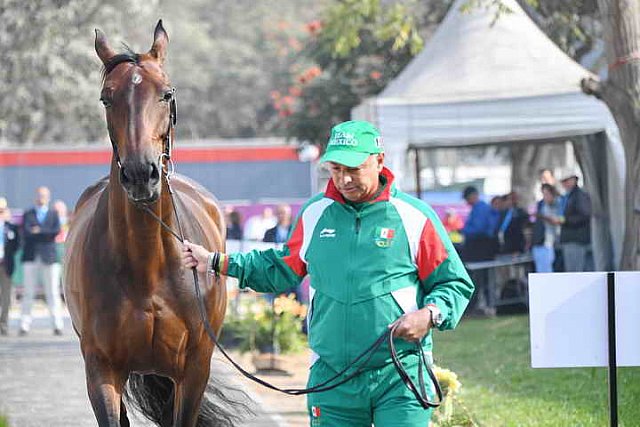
[119,160,161,203]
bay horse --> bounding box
[64,21,240,427]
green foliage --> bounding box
[278,0,445,146]
[434,315,640,426]
[517,0,600,63]
[223,294,308,355]
[0,0,325,144]
[0,414,9,427]
[162,0,325,139]
[0,0,159,145]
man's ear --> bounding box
[376,153,385,171]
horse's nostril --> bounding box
[120,167,131,185]
[150,162,160,182]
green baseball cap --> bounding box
[320,120,384,167]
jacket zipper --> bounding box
[344,208,361,365]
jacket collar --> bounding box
[325,166,395,204]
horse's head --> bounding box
[96,20,175,204]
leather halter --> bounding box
[107,84,177,172]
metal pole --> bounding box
[607,271,618,427]
[414,148,422,200]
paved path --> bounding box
[0,303,287,427]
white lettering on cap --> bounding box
[329,132,358,146]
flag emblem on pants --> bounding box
[311,406,321,417]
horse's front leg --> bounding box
[84,352,127,427]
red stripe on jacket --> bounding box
[283,220,307,277]
[416,219,448,281]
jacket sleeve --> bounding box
[417,215,474,331]
[224,214,306,294]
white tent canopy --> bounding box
[352,0,625,269]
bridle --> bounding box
[105,77,442,410]
[108,85,177,177]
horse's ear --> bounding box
[149,20,169,65]
[95,29,116,65]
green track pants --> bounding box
[306,356,434,427]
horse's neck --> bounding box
[107,169,173,274]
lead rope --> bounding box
[141,172,442,406]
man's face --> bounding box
[327,154,384,203]
[36,187,50,207]
[276,205,291,225]
[465,193,479,206]
[561,178,576,192]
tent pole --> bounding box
[414,147,422,200]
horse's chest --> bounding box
[91,294,187,372]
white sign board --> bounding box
[613,272,640,367]
[529,272,640,368]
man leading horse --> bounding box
[183,120,474,426]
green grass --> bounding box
[433,315,640,426]
[0,414,8,427]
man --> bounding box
[497,191,528,255]
[461,186,498,262]
[263,204,292,244]
[558,174,592,271]
[0,198,20,336]
[461,187,499,316]
[183,120,474,426]
[243,207,277,241]
[20,186,64,335]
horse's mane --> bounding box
[102,45,139,81]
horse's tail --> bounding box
[124,373,251,426]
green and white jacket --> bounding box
[223,167,474,372]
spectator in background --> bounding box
[442,208,464,246]
[461,186,498,262]
[0,198,20,336]
[244,206,277,241]
[20,186,64,336]
[263,204,292,244]
[497,191,529,255]
[559,175,592,271]
[532,184,561,272]
[225,209,243,240]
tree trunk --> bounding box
[511,144,543,208]
[583,0,640,270]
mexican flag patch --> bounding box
[374,227,395,248]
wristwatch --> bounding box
[426,304,444,328]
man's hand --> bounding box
[390,308,432,342]
[181,240,212,274]
[30,225,41,234]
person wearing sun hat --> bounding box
[182,120,474,426]
[558,172,592,271]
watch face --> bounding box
[429,306,443,326]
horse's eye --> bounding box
[162,90,174,102]
[100,97,112,108]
